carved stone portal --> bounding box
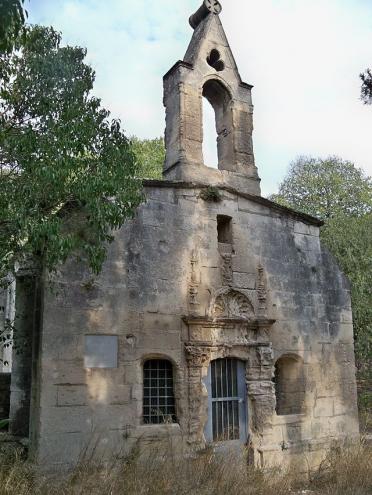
[184,339,275,445]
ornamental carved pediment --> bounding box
[211,289,254,319]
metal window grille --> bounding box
[143,359,176,424]
[211,358,241,441]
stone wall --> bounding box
[0,373,11,421]
[28,182,359,470]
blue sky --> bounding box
[28,0,372,196]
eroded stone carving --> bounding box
[257,264,267,316]
[258,345,273,366]
[221,253,233,286]
[185,345,210,367]
[185,344,210,440]
[189,250,200,306]
[212,289,254,319]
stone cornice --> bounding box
[182,316,276,328]
[163,60,193,80]
[142,179,324,227]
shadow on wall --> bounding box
[71,190,206,446]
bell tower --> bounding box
[163,0,261,195]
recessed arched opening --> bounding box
[202,79,234,171]
[274,355,306,416]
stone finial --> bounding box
[189,0,222,29]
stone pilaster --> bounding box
[185,345,210,443]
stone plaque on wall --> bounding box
[84,335,118,369]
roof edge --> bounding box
[142,179,324,227]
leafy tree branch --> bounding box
[0,26,144,282]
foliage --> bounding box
[200,186,222,202]
[0,26,143,281]
[0,318,12,366]
[271,156,372,400]
[131,137,164,180]
[0,419,9,430]
[361,69,372,104]
[322,214,372,368]
[270,156,372,220]
[0,0,27,52]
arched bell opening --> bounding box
[202,79,234,171]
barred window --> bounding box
[143,359,177,424]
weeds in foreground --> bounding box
[0,441,371,495]
[311,440,372,495]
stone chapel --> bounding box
[0,0,359,471]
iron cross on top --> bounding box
[205,0,222,15]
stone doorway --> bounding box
[204,357,247,444]
[184,312,276,450]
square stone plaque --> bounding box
[84,335,118,369]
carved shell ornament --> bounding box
[212,289,254,319]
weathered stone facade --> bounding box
[6,1,359,471]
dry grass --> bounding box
[0,441,371,495]
[311,439,372,495]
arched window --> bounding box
[274,356,305,416]
[202,96,219,168]
[204,358,247,443]
[202,79,233,171]
[143,359,177,424]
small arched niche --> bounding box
[274,355,306,416]
[202,79,234,171]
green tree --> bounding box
[361,69,372,104]
[271,156,372,419]
[131,137,164,180]
[321,214,372,364]
[0,26,143,282]
[0,0,27,52]
[271,156,372,220]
